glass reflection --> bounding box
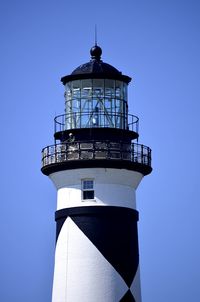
[64,79,128,130]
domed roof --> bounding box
[61,45,131,85]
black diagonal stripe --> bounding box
[55,217,66,242]
[56,206,139,287]
[120,289,136,302]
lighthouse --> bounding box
[41,45,152,302]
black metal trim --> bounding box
[41,159,152,176]
[54,128,138,142]
[61,73,131,85]
[55,206,139,221]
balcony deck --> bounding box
[41,140,152,176]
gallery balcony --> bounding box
[41,140,152,176]
[54,112,139,142]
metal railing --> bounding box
[42,140,151,168]
[54,112,139,133]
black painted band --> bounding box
[55,206,139,222]
[41,160,152,176]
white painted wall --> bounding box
[50,168,143,189]
[49,168,143,210]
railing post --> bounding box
[107,141,109,159]
[149,148,151,166]
[132,143,134,162]
[54,117,56,136]
[66,142,68,160]
[93,141,95,159]
[141,144,144,164]
[47,146,49,165]
[131,114,133,131]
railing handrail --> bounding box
[54,112,139,132]
[42,140,147,151]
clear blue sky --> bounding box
[1,0,200,301]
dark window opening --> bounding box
[83,190,94,200]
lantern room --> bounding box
[58,45,137,135]
[63,78,128,130]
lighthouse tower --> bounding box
[41,45,152,302]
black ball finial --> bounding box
[90,45,102,61]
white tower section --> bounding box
[41,45,152,302]
[50,168,142,210]
[50,168,143,302]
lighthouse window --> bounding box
[82,179,94,200]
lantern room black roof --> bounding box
[61,45,132,85]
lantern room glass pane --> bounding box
[71,99,80,112]
[81,79,92,98]
[81,98,92,112]
[64,79,128,130]
[105,79,115,98]
[65,82,72,101]
[123,83,127,101]
[93,79,104,98]
[115,80,123,99]
[72,80,81,98]
[104,98,112,112]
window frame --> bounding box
[81,179,95,201]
